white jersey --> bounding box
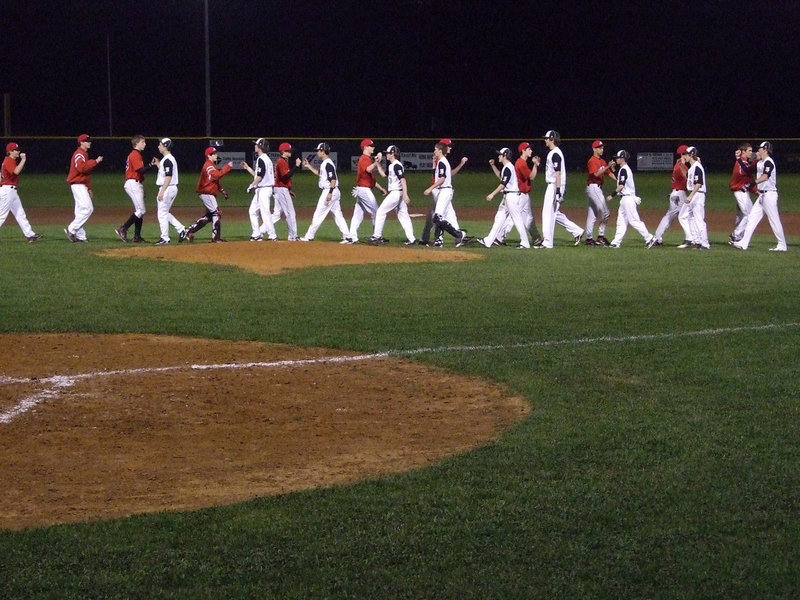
[500,162,519,193]
[686,161,706,194]
[387,159,405,192]
[156,154,178,186]
[317,157,338,189]
[617,164,636,196]
[756,157,777,192]
[255,153,275,187]
[434,156,452,188]
[545,147,566,191]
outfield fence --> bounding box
[5,137,800,174]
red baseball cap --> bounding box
[439,138,453,146]
[518,142,531,153]
[204,146,219,156]
[6,142,19,152]
[77,134,91,143]
[676,144,689,154]
[592,140,604,149]
[278,142,292,152]
[360,138,374,148]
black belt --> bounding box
[503,191,520,194]
[438,186,452,189]
[760,189,777,193]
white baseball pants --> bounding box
[156,186,184,241]
[610,196,652,246]
[249,186,277,239]
[483,194,529,248]
[731,189,753,242]
[585,183,610,239]
[0,186,36,237]
[272,187,298,239]
[68,184,94,241]
[303,188,349,240]
[124,179,146,218]
[349,186,379,241]
[736,191,787,250]
[372,191,415,242]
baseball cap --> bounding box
[497,147,511,158]
[543,130,560,140]
[518,142,531,153]
[614,149,630,160]
[360,139,375,148]
[6,142,19,152]
[77,134,91,143]
[676,144,689,155]
[253,138,268,149]
[314,142,330,153]
[204,146,218,156]
[592,140,604,149]
[439,138,453,146]
[278,142,292,152]
[386,144,400,155]
[685,146,698,156]
[759,141,773,152]
[159,137,173,150]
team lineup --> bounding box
[0,132,788,252]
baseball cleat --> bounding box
[492,239,507,246]
[768,246,787,252]
[266,236,278,241]
[596,235,610,246]
[645,236,657,249]
[609,242,621,248]
[211,237,226,243]
[250,235,263,242]
[186,232,195,242]
[114,227,128,242]
[155,238,170,245]
[403,239,417,245]
[26,233,44,243]
[585,238,597,246]
[132,236,149,243]
[677,240,693,248]
[731,243,745,250]
[340,237,354,244]
[573,234,584,246]
[178,229,188,243]
[64,228,77,242]
[299,236,312,242]
[456,232,472,247]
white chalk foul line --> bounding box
[1,321,798,424]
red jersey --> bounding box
[275,156,292,189]
[195,159,231,195]
[125,149,145,182]
[515,157,533,194]
[66,147,99,188]
[670,159,688,191]
[1,156,20,186]
[729,158,756,191]
[356,154,376,188]
[586,156,609,186]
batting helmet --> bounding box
[160,137,173,150]
[253,138,269,151]
[614,149,630,160]
[314,142,331,153]
[759,141,773,153]
[543,130,561,143]
[685,146,698,157]
[497,147,512,158]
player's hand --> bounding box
[489,159,495,166]
[375,152,383,162]
[460,157,468,165]
[19,152,26,160]
[289,191,296,199]
[532,156,541,166]
[423,188,431,196]
[226,161,233,168]
[240,161,249,169]
[150,157,159,167]
[294,158,302,167]
[247,186,254,193]
[157,193,164,202]
[96,156,104,163]
[486,194,494,202]
[403,195,410,205]
[302,158,309,168]
[735,149,741,159]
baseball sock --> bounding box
[121,214,137,231]
[134,216,143,238]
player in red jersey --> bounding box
[728,142,756,244]
[272,143,301,240]
[346,139,386,243]
[180,147,232,242]
[0,142,43,242]
[652,145,693,246]
[65,134,103,242]
[115,135,156,243]
[584,140,616,246]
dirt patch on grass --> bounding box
[0,333,529,530]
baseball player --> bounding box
[423,142,470,247]
[653,145,692,246]
[240,138,278,241]
[181,147,232,243]
[154,138,186,245]
[347,139,386,244]
[299,143,350,242]
[115,135,155,243]
[491,142,543,246]
[606,150,655,248]
[272,142,301,240]
[418,138,468,246]
[0,142,43,242]
[367,145,416,245]
[680,146,710,249]
[477,147,530,249]
[538,130,584,248]
[584,140,616,246]
[733,141,787,251]
[65,134,103,243]
[728,143,756,245]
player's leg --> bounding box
[258,189,278,239]
[395,197,416,243]
[732,190,753,242]
[68,184,94,241]
[506,193,530,248]
[248,193,262,238]
[275,188,298,240]
[371,193,397,239]
[762,192,787,250]
[626,198,653,242]
[8,192,36,238]
[555,207,584,241]
[735,198,763,249]
[302,191,331,240]
[0,188,12,229]
[540,186,558,248]
[328,190,349,238]
[480,203,509,247]
[419,196,437,244]
[691,194,709,248]
[610,199,630,246]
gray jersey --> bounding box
[156,154,178,186]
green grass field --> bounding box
[1,169,798,598]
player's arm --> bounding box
[424,176,445,195]
[366,152,383,173]
[486,182,505,202]
[157,174,172,201]
[452,156,468,176]
[400,173,410,204]
[303,159,320,176]
[488,159,501,179]
[755,161,773,185]
[324,163,337,198]
[240,161,256,177]
[13,153,26,175]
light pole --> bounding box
[204,0,211,137]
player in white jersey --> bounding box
[478,148,530,248]
[154,138,185,245]
[682,146,710,249]
[423,142,469,247]
[537,130,584,249]
[300,143,350,242]
[606,150,655,248]
[241,138,278,241]
[367,145,415,244]
[733,141,787,251]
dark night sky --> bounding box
[3,0,799,139]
